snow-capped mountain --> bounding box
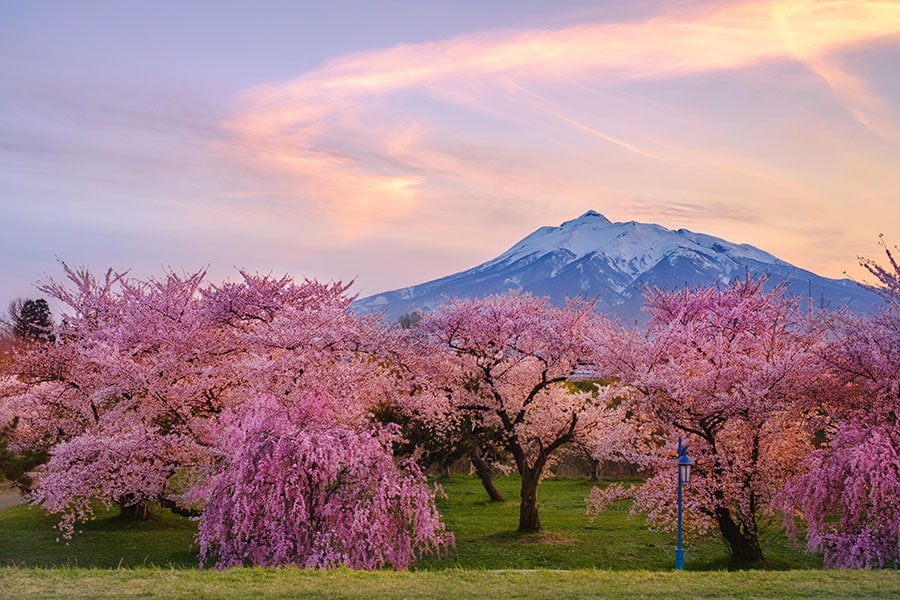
[354,211,880,323]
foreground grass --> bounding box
[5,475,891,598]
[1,476,819,570]
[419,475,821,571]
[3,568,900,600]
[0,476,819,570]
[0,502,197,568]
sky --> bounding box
[2,0,900,306]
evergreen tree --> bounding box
[6,298,55,343]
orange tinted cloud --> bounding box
[225,0,900,241]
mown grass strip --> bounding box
[0,476,821,571]
[0,475,891,598]
[2,567,899,600]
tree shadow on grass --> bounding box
[0,503,199,569]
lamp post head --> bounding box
[678,453,693,484]
[677,436,694,484]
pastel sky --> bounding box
[2,0,899,304]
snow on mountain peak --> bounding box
[495,211,786,279]
[561,210,611,226]
[496,211,617,263]
[354,209,881,322]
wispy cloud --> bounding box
[224,0,900,241]
[772,1,900,137]
[626,197,764,225]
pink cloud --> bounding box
[218,0,900,279]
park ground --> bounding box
[2,476,900,599]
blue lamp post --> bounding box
[675,436,693,570]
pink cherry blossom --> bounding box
[195,392,453,569]
[3,263,449,569]
[592,278,829,563]
[397,291,627,531]
[778,242,900,568]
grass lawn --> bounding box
[3,568,900,600]
[0,501,197,568]
[419,475,821,571]
[2,475,899,598]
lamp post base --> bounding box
[675,547,685,570]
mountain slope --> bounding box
[355,211,879,322]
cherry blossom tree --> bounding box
[195,392,453,569]
[0,263,454,568]
[3,265,235,525]
[593,278,829,563]
[404,292,624,532]
[200,270,389,422]
[778,241,900,568]
[372,400,510,502]
[29,424,206,537]
[1,264,403,542]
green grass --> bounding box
[3,475,896,598]
[419,475,821,571]
[3,568,900,599]
[0,503,197,568]
[0,475,818,570]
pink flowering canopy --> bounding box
[779,422,900,568]
[5,265,234,529]
[2,263,452,569]
[778,243,900,568]
[400,291,625,532]
[29,424,204,538]
[592,278,829,563]
[196,392,453,569]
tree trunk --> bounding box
[715,507,763,564]
[578,444,600,482]
[159,496,202,518]
[518,468,541,532]
[470,444,505,502]
[119,500,149,520]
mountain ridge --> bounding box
[355,211,878,323]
